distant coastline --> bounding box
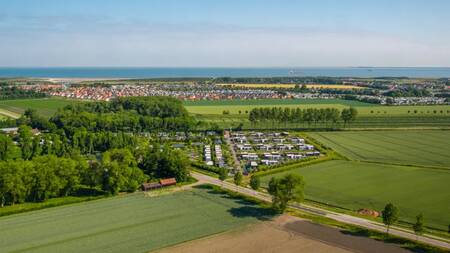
[1,67,450,79]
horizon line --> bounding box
[1,66,450,69]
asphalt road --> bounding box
[191,171,450,250]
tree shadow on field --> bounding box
[193,184,276,221]
[227,206,275,221]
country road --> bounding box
[191,171,450,250]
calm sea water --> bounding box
[0,67,449,78]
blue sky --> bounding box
[1,0,449,67]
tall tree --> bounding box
[341,107,358,127]
[268,174,305,212]
[218,167,227,185]
[382,203,399,234]
[413,214,425,240]
[18,125,33,160]
[250,175,260,191]
[233,171,243,188]
[0,134,20,161]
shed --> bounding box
[160,178,177,186]
[141,182,162,191]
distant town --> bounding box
[4,76,448,106]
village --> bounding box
[8,79,449,105]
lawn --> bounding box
[0,186,272,253]
[260,160,450,230]
[307,130,450,168]
[0,98,82,117]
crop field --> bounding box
[186,100,450,116]
[183,98,374,107]
[194,113,450,130]
[260,160,450,230]
[308,130,450,168]
[0,187,272,253]
[216,83,364,89]
[188,99,450,129]
[0,98,82,117]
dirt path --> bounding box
[153,215,411,253]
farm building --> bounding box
[142,178,177,191]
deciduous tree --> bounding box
[382,203,399,234]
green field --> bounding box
[0,186,272,253]
[307,130,450,168]
[186,100,450,116]
[185,99,450,129]
[1,98,449,129]
[0,98,81,117]
[260,130,450,229]
[261,160,450,230]
[183,98,374,107]
[194,113,450,130]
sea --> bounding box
[0,67,449,78]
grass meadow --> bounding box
[261,160,450,230]
[0,186,272,253]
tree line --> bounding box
[0,86,47,100]
[48,96,195,133]
[0,96,193,207]
[248,107,358,127]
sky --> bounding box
[0,0,449,67]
